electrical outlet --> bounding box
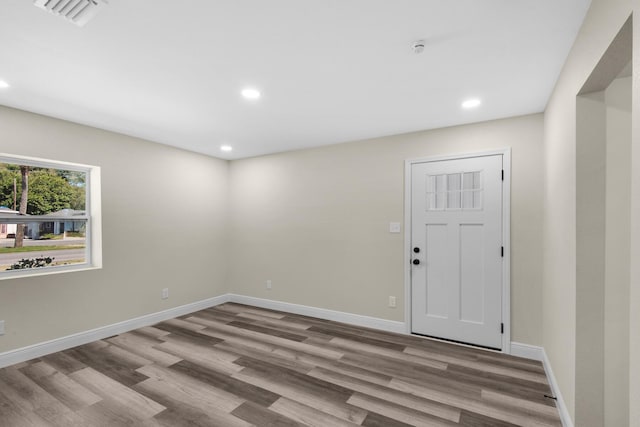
[388,296,397,308]
[161,288,169,299]
[266,280,272,290]
[0,320,5,336]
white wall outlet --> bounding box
[0,320,5,336]
[266,280,272,290]
[389,222,401,233]
[161,288,169,299]
[388,296,397,308]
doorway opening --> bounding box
[575,15,632,427]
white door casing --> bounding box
[407,152,509,350]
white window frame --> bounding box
[0,153,102,280]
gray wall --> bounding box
[604,75,631,427]
[543,0,637,423]
[228,114,544,345]
[575,90,606,427]
[0,108,545,356]
[0,105,230,353]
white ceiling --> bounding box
[0,0,591,160]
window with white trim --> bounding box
[0,154,101,279]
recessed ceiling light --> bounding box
[0,80,10,89]
[220,145,233,152]
[462,98,481,109]
[241,88,261,100]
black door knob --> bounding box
[412,259,420,265]
[413,247,420,253]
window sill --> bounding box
[0,264,102,281]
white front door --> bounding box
[410,154,504,349]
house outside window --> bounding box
[0,154,102,279]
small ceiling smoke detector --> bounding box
[412,40,426,54]
[34,0,108,27]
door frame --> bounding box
[403,148,512,354]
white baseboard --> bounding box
[1,293,548,369]
[0,291,572,425]
[0,293,405,369]
[541,348,574,427]
[0,294,230,369]
[227,294,407,334]
[510,342,572,427]
[223,298,572,427]
[511,341,544,361]
[2,290,568,427]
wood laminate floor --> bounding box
[0,303,561,426]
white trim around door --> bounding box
[403,148,512,354]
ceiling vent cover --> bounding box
[34,0,108,27]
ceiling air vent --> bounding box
[34,0,108,27]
